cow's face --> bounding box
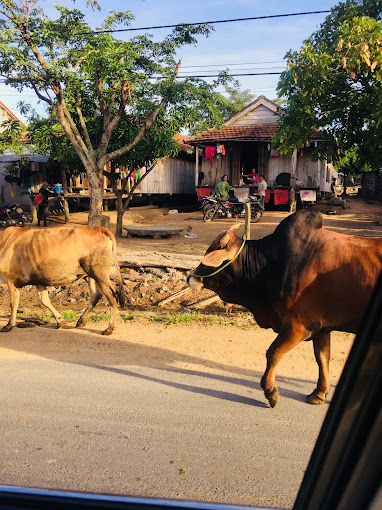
[188,224,243,291]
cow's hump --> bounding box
[274,209,323,242]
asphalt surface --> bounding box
[0,331,332,510]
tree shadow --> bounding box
[0,319,332,407]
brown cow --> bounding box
[188,210,382,407]
[0,226,125,335]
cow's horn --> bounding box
[229,223,242,232]
[217,231,229,247]
[217,224,242,248]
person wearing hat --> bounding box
[213,174,232,201]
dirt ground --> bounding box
[0,196,381,370]
[0,196,380,508]
[2,195,379,318]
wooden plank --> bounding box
[117,250,201,270]
[188,295,221,309]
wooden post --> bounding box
[244,202,251,240]
[101,215,110,230]
[289,148,297,214]
[195,144,199,188]
[63,198,70,224]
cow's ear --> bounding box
[201,238,241,267]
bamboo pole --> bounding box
[244,202,251,240]
[158,287,192,307]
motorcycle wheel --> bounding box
[250,207,263,223]
[203,206,217,222]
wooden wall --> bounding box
[230,104,278,127]
[198,141,331,192]
[140,157,195,194]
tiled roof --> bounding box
[188,125,322,143]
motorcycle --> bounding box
[201,195,263,223]
[0,202,29,228]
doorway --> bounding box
[240,142,259,175]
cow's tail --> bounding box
[105,228,126,308]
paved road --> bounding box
[0,323,341,509]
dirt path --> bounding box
[0,198,378,506]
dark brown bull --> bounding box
[0,226,125,335]
[188,210,382,407]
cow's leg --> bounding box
[307,331,331,405]
[260,322,307,408]
[36,286,66,329]
[93,277,118,336]
[76,278,102,329]
[1,282,20,332]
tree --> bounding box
[208,83,255,125]
[0,0,229,225]
[273,1,382,170]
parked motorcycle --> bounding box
[0,202,29,227]
[201,195,263,223]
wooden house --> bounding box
[0,101,48,206]
[188,96,332,205]
[67,135,196,203]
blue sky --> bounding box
[1,0,338,121]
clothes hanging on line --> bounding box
[216,144,226,155]
[205,146,216,167]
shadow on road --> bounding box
[0,320,333,407]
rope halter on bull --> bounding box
[189,203,251,281]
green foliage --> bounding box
[150,312,200,324]
[61,310,78,320]
[274,1,382,169]
[90,313,110,322]
[334,147,372,174]
[216,84,256,122]
[0,119,25,155]
[0,1,232,224]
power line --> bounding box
[173,71,283,78]
[85,10,331,35]
[0,70,284,85]
[180,66,286,72]
[181,60,285,68]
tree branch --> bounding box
[101,60,181,166]
[122,161,158,213]
[75,89,95,154]
[98,78,130,155]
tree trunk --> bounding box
[61,167,68,195]
[87,171,104,226]
[27,195,37,225]
[63,198,70,223]
[115,193,124,238]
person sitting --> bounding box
[213,174,232,201]
[228,189,241,203]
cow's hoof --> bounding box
[264,387,279,408]
[102,327,114,336]
[76,319,86,329]
[0,324,14,333]
[57,319,66,329]
[307,391,326,405]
